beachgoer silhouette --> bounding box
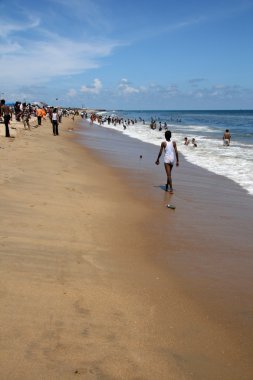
[223,129,231,146]
[0,99,12,137]
[155,130,179,193]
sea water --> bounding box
[92,110,253,196]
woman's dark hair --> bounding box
[165,130,171,140]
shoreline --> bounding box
[78,120,253,307]
[0,116,253,379]
[76,119,253,373]
[90,110,253,197]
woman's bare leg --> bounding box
[164,163,173,192]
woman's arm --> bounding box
[155,142,165,165]
[173,141,179,166]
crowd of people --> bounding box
[0,99,80,137]
[88,111,232,153]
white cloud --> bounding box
[118,79,140,94]
[0,18,40,38]
[50,0,111,31]
[80,79,102,94]
[0,30,120,88]
[0,5,121,92]
[0,41,22,54]
[167,17,205,32]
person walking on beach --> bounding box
[223,129,231,146]
[0,99,12,137]
[36,107,43,126]
[22,103,31,130]
[58,108,63,123]
[156,130,179,193]
[52,108,59,135]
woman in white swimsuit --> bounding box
[156,130,179,193]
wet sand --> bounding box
[0,117,253,379]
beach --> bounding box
[0,116,253,379]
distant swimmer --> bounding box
[223,129,231,146]
[155,130,179,194]
[192,138,197,147]
[184,137,190,146]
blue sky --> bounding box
[1,0,253,110]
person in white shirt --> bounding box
[52,108,59,136]
[155,130,179,193]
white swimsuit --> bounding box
[164,141,175,165]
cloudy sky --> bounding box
[1,0,253,109]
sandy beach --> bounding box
[1,116,253,380]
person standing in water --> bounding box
[156,130,179,193]
[223,129,231,146]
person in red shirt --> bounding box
[36,108,44,126]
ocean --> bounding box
[93,110,253,196]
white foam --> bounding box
[90,119,253,196]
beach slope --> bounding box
[0,117,252,380]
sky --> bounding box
[1,0,253,110]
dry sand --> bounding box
[0,117,253,379]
